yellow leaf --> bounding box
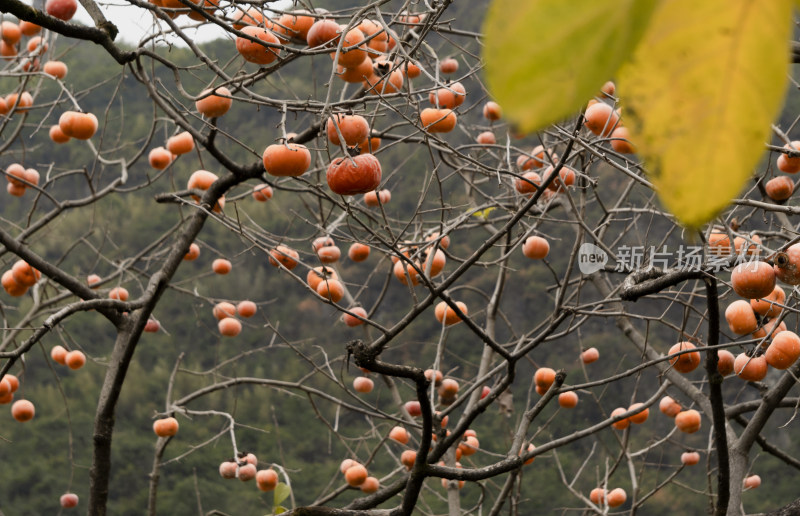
[483,0,659,133]
[618,0,792,229]
[472,207,496,220]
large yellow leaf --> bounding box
[482,0,658,133]
[618,0,792,229]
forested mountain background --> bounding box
[1,1,800,514]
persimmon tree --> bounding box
[2,0,800,515]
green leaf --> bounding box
[273,482,291,507]
[274,506,286,515]
[483,0,659,133]
[617,0,793,229]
